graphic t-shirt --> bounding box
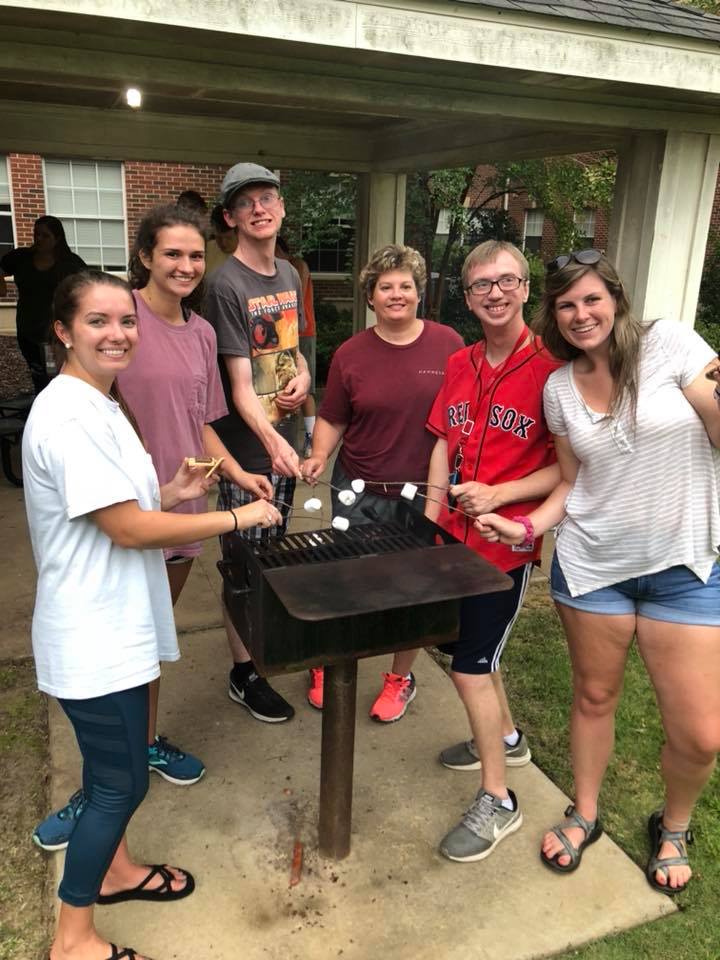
[205,257,304,473]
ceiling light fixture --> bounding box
[125,87,142,109]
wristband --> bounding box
[511,515,535,549]
[228,510,238,533]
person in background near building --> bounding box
[0,216,86,393]
[275,235,317,458]
[205,203,238,278]
[303,243,464,718]
[476,250,720,895]
[424,240,562,863]
[176,189,208,217]
[205,162,311,723]
[25,269,280,960]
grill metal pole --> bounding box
[318,659,358,859]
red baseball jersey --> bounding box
[427,335,563,572]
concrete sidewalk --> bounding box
[2,479,674,959]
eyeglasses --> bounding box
[233,192,281,213]
[546,249,603,274]
[465,275,525,296]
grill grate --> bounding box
[249,522,430,569]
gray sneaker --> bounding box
[440,789,523,862]
[439,729,531,770]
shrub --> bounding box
[314,301,353,384]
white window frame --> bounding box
[42,158,127,272]
[302,215,355,275]
[0,156,16,263]
[574,208,596,246]
[522,208,544,253]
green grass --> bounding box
[0,659,51,960]
[504,586,720,960]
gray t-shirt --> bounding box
[205,256,304,473]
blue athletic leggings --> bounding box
[57,684,150,906]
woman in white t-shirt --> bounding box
[23,270,280,960]
[474,251,720,897]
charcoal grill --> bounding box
[219,504,511,858]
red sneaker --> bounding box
[369,672,417,723]
[307,667,324,710]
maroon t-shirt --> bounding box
[320,320,464,496]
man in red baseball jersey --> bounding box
[425,240,562,863]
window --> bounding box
[574,208,596,248]
[0,157,14,261]
[44,159,126,270]
[436,209,452,235]
[303,217,354,274]
[523,208,544,254]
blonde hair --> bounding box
[359,244,426,305]
[461,240,529,288]
[533,255,645,418]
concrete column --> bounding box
[608,131,720,326]
[353,172,407,330]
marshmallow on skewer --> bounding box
[351,478,365,494]
[332,516,350,531]
[400,482,418,501]
[338,489,357,506]
[303,497,322,513]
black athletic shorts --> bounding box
[438,563,533,675]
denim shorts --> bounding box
[550,553,720,626]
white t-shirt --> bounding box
[22,375,179,699]
[544,318,720,597]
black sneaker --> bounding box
[228,669,295,722]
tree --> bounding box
[280,171,357,261]
[677,0,720,13]
[405,156,616,322]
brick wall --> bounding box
[8,153,45,246]
[124,161,226,244]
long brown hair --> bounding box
[128,204,207,312]
[52,270,143,440]
[533,255,645,418]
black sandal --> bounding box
[106,947,138,960]
[97,864,195,905]
[540,804,603,873]
[646,810,693,896]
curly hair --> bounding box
[533,254,646,418]
[359,244,427,306]
[128,204,207,311]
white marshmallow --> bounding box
[303,497,322,512]
[400,482,418,501]
[351,478,365,494]
[331,516,350,531]
[338,489,357,506]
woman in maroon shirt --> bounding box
[303,243,463,720]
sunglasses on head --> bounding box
[546,249,603,274]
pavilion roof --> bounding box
[455,0,720,42]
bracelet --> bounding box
[228,510,238,533]
[511,515,535,549]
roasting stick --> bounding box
[299,477,480,525]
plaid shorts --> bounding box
[217,474,295,550]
